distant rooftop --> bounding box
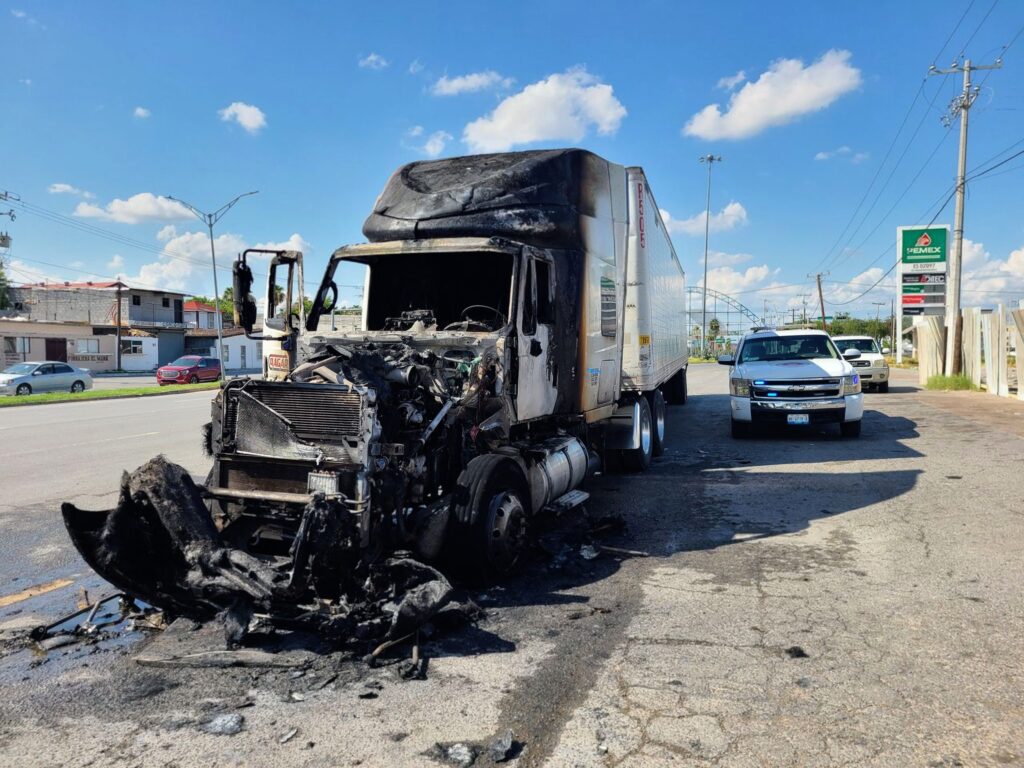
[17,281,187,296]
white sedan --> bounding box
[0,361,94,396]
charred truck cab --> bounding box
[63,150,687,637]
[210,149,687,577]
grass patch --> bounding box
[0,381,220,407]
[925,374,978,391]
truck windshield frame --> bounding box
[309,249,517,333]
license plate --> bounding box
[787,414,810,425]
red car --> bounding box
[156,356,222,385]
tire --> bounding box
[731,418,749,439]
[878,381,889,393]
[15,383,31,396]
[840,420,862,438]
[621,396,653,472]
[189,375,199,384]
[647,389,667,457]
[70,381,85,393]
[665,367,687,405]
[452,455,531,580]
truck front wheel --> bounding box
[452,455,531,580]
[621,396,654,472]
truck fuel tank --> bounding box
[525,436,590,513]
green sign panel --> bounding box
[901,227,947,264]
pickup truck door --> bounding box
[514,256,558,421]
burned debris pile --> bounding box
[61,457,473,652]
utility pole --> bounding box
[699,154,722,357]
[115,283,123,370]
[809,272,829,332]
[872,300,885,345]
[930,56,1002,375]
[166,192,258,372]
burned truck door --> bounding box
[514,253,559,421]
[260,250,305,380]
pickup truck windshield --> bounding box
[836,338,879,354]
[738,335,840,363]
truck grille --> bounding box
[225,383,363,443]
[751,378,841,399]
[851,360,870,368]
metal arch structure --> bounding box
[685,286,762,350]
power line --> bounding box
[813,0,978,272]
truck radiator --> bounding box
[225,383,364,443]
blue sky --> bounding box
[3,0,1023,317]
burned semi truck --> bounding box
[63,149,687,637]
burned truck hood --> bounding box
[362,148,617,249]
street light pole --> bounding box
[699,154,721,357]
[166,191,258,372]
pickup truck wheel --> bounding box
[878,381,889,393]
[840,420,862,438]
[647,389,666,456]
[452,455,531,580]
[731,418,749,439]
[621,397,653,472]
[665,368,687,405]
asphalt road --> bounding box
[1,367,1022,767]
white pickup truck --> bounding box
[719,329,864,438]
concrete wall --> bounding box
[128,291,184,326]
[212,334,263,372]
[0,320,120,371]
[120,337,159,371]
[7,287,122,325]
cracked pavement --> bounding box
[1,366,1022,767]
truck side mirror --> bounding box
[717,354,734,366]
[232,258,258,334]
[842,348,861,360]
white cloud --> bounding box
[133,106,151,119]
[716,70,746,90]
[700,264,778,295]
[851,151,869,164]
[403,127,453,158]
[432,70,514,96]
[707,250,753,267]
[958,239,1024,302]
[19,78,32,86]
[218,102,266,134]
[814,145,851,161]
[49,183,84,196]
[107,254,125,272]
[73,192,192,224]
[684,49,861,140]
[463,67,626,153]
[660,202,749,236]
[11,8,43,27]
[422,130,452,158]
[358,53,389,70]
[408,59,424,75]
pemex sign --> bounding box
[900,226,947,273]
[897,225,949,322]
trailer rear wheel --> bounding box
[647,389,666,456]
[452,455,531,580]
[665,368,687,405]
[621,396,653,472]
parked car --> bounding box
[719,329,864,438]
[0,361,94,396]
[156,356,222,385]
[832,335,889,392]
